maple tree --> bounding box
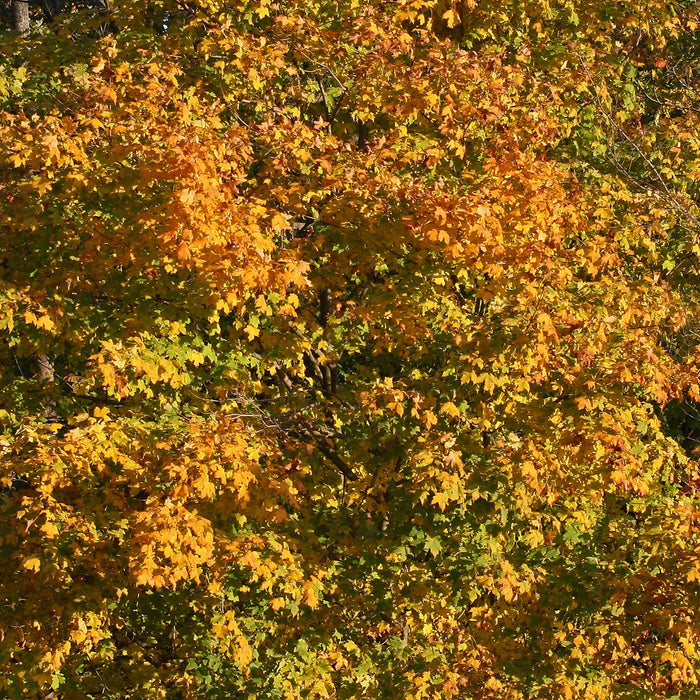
[2,0,700,697]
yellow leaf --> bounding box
[40,521,59,538]
[440,401,461,419]
[179,189,196,205]
[135,570,153,586]
[271,212,288,231]
[23,556,41,572]
[255,294,270,315]
[70,628,87,644]
[442,8,459,28]
[36,314,55,331]
[232,635,253,667]
[176,243,191,260]
[302,580,320,608]
[575,396,592,411]
[521,461,537,480]
[388,401,404,416]
[255,3,270,18]
[432,492,450,511]
[187,349,205,366]
[100,363,117,389]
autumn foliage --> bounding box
[3,0,700,697]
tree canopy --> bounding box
[2,0,700,697]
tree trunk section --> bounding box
[12,0,29,35]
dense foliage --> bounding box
[3,0,700,697]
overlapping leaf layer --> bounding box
[2,1,700,697]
